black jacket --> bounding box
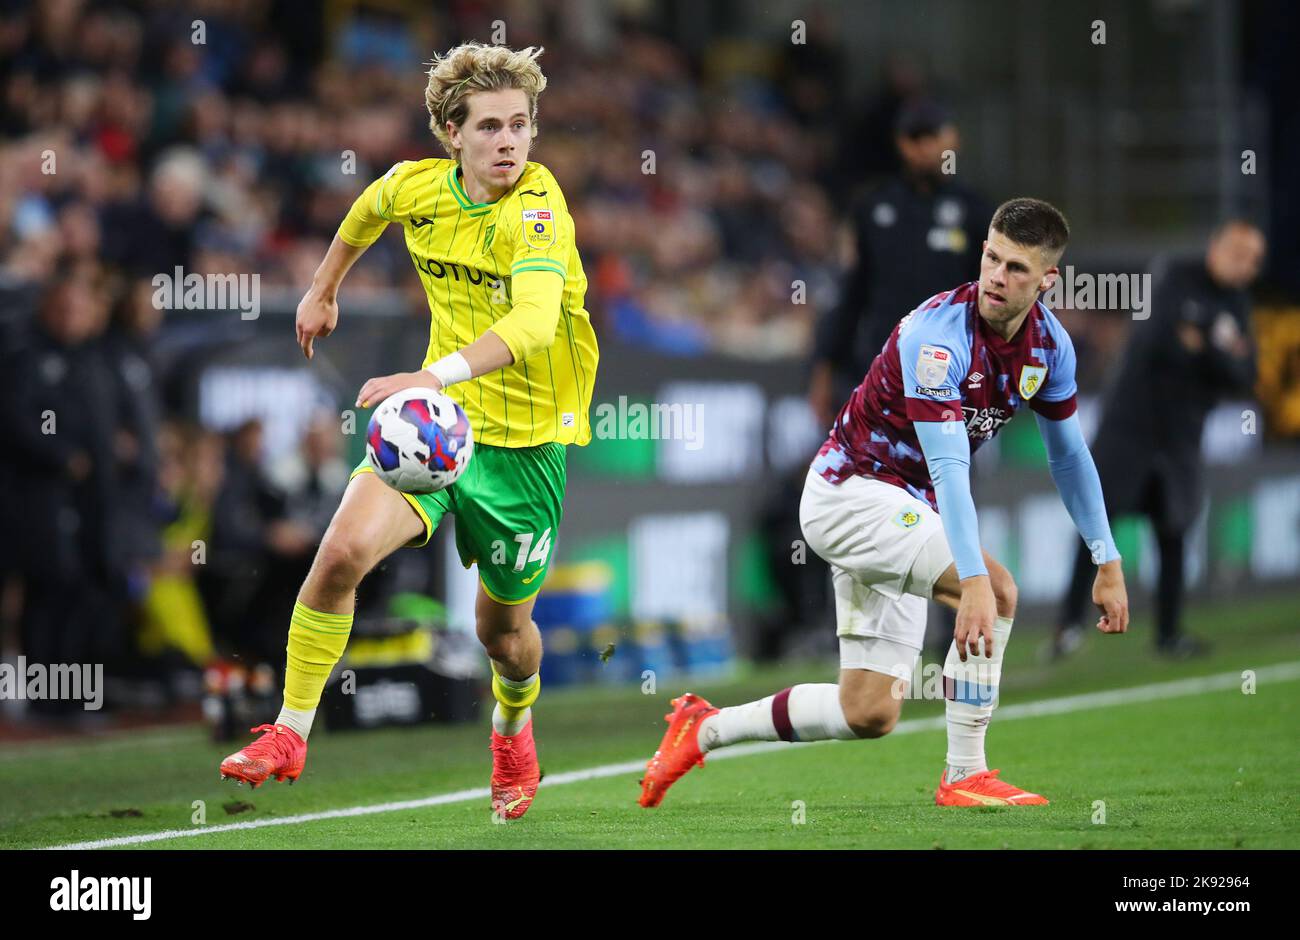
[1091,256,1257,532]
[815,175,990,383]
[104,328,163,566]
[2,322,122,585]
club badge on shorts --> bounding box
[1019,364,1047,399]
[522,209,555,249]
[894,509,921,529]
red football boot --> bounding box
[490,720,541,819]
[219,724,307,789]
[935,768,1049,806]
[638,693,719,808]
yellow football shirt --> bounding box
[337,158,599,447]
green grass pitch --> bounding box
[3,593,1298,850]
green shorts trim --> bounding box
[352,441,567,604]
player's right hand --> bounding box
[296,286,339,360]
[1092,560,1130,634]
[954,575,998,662]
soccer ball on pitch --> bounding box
[365,387,473,494]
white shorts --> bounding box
[799,469,954,670]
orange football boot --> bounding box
[638,693,719,808]
[220,724,307,788]
[935,768,1049,806]
[490,720,541,819]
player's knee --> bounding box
[841,698,899,739]
[990,567,1018,618]
[476,615,534,661]
[311,533,371,594]
[478,629,513,662]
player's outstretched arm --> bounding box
[914,420,997,661]
[1033,411,1129,634]
[297,234,365,360]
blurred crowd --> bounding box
[0,0,874,359]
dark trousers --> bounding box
[1060,529,1185,645]
[18,575,120,716]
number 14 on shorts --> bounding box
[509,527,552,574]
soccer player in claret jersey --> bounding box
[219,44,599,820]
[640,198,1129,809]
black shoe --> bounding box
[1156,634,1211,659]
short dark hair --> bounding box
[989,197,1070,262]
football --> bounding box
[365,387,473,494]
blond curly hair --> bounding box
[424,43,547,161]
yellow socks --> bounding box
[491,663,540,735]
[283,601,353,713]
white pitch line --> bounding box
[43,660,1300,850]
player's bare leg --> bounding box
[219,471,423,787]
[929,552,1047,805]
[477,587,544,819]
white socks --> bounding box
[943,616,1013,780]
[699,683,855,752]
[275,705,316,741]
[492,704,532,736]
[692,618,1014,782]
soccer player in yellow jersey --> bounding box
[219,43,599,819]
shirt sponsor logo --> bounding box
[962,405,1012,440]
[522,209,555,249]
[413,256,495,287]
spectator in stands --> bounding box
[4,263,123,715]
[105,277,164,598]
[202,418,315,666]
[139,422,222,669]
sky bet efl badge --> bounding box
[917,345,951,388]
[522,208,555,249]
[1019,364,1047,399]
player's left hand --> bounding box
[355,371,441,409]
[1092,559,1129,634]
